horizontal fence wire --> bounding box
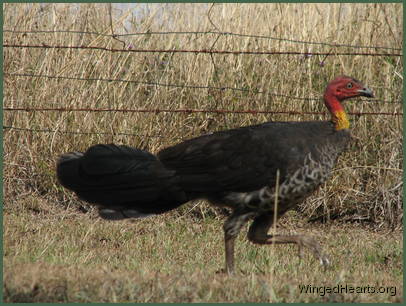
[3,29,402,51]
[3,72,401,104]
[2,107,403,116]
[2,125,182,140]
[3,44,402,57]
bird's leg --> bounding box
[247,214,330,266]
[222,211,255,274]
[224,232,236,274]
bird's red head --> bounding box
[323,76,374,130]
[324,76,374,102]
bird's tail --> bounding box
[56,144,188,220]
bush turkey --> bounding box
[57,76,374,274]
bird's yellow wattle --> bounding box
[332,109,350,130]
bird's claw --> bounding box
[319,255,330,267]
[296,235,331,268]
[216,268,235,275]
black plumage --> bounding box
[56,76,374,273]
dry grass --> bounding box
[3,3,403,302]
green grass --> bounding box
[3,197,403,302]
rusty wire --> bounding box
[2,107,402,117]
[3,29,402,51]
[3,43,402,57]
[4,72,401,104]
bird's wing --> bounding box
[157,124,298,193]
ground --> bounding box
[3,196,403,303]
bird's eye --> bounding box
[347,82,353,89]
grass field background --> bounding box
[3,3,403,302]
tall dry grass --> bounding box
[3,3,403,227]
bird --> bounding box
[56,76,374,274]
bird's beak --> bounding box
[357,87,374,98]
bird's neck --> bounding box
[324,94,349,130]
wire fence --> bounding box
[3,29,402,51]
[3,106,402,139]
[3,72,401,104]
[3,29,403,139]
[3,107,402,117]
[3,43,402,57]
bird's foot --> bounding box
[216,268,235,275]
[296,235,330,268]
